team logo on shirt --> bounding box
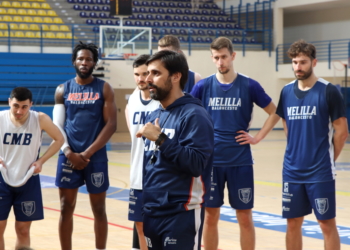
[208,97,241,110]
[287,106,316,120]
[67,92,99,104]
[238,188,252,204]
[315,198,329,214]
[91,172,104,188]
[22,201,36,217]
[164,237,177,246]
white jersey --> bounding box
[0,110,42,187]
[128,89,159,189]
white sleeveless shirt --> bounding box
[128,89,159,189]
[0,110,42,187]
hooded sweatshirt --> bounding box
[143,93,214,217]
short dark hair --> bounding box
[210,37,234,54]
[146,50,189,90]
[10,87,32,102]
[158,35,181,51]
[72,41,99,63]
[287,40,316,59]
[133,54,150,68]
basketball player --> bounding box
[190,37,280,250]
[136,50,214,250]
[0,87,64,250]
[158,35,201,93]
[125,54,159,250]
[53,42,117,250]
[276,40,349,250]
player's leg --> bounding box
[85,162,110,249]
[132,222,141,250]
[58,187,79,250]
[286,217,304,250]
[55,154,85,250]
[14,221,32,250]
[0,220,7,250]
[129,189,147,250]
[203,167,226,250]
[307,180,340,250]
[13,175,43,250]
[282,182,311,250]
[227,166,255,250]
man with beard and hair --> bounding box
[125,54,159,250]
[276,40,348,250]
[53,42,117,250]
[190,37,280,250]
[136,50,214,250]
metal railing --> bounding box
[276,39,350,71]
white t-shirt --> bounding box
[0,110,42,187]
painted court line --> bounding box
[40,175,350,245]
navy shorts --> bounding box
[282,180,336,220]
[55,154,109,194]
[128,189,143,222]
[143,208,204,250]
[206,165,254,209]
[0,174,43,221]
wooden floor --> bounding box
[3,131,350,250]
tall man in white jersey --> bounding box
[276,40,349,250]
[125,54,160,250]
[0,87,64,250]
[190,37,280,250]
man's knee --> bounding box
[15,224,30,238]
[204,208,220,225]
[287,217,304,231]
[318,218,337,235]
[236,209,253,229]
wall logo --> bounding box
[22,201,36,216]
[315,198,328,215]
[91,172,104,188]
[238,188,252,204]
[164,237,177,246]
[284,182,289,193]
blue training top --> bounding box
[276,78,346,183]
[183,70,195,93]
[190,73,271,167]
[61,77,107,162]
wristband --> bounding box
[155,132,167,146]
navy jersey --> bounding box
[61,77,107,162]
[276,79,346,183]
[183,70,195,93]
[190,73,271,167]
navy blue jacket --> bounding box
[143,93,214,217]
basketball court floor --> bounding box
[3,130,350,250]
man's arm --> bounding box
[332,117,349,161]
[125,104,130,132]
[81,82,117,160]
[31,113,64,174]
[194,72,201,84]
[53,84,89,169]
[236,101,280,145]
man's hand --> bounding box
[31,160,43,174]
[0,158,6,168]
[235,130,259,145]
[136,118,162,141]
[65,148,90,170]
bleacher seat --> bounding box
[89,12,97,18]
[28,10,37,16]
[19,24,29,30]
[50,25,59,31]
[83,5,91,10]
[172,22,179,27]
[181,23,188,28]
[202,10,209,15]
[24,17,33,22]
[226,24,233,29]
[56,32,66,39]
[42,24,50,31]
[44,32,55,38]
[158,9,165,14]
[234,24,242,29]
[139,7,146,12]
[12,2,21,8]
[17,9,27,15]
[142,1,149,6]
[133,1,140,6]
[233,30,241,36]
[207,30,214,36]
[210,10,218,15]
[102,6,109,11]
[190,23,197,28]
[200,17,208,22]
[137,14,144,19]
[155,15,163,20]
[196,37,203,43]
[99,12,107,18]
[225,30,232,36]
[60,25,70,31]
[32,3,41,9]
[153,21,160,26]
[169,2,175,7]
[183,16,190,21]
[1,1,11,7]
[232,38,240,43]
[152,28,159,34]
[184,9,191,15]
[166,9,174,14]
[96,19,103,25]
[191,16,198,22]
[144,21,151,26]
[149,7,155,13]
[10,23,19,30]
[0,23,8,30]
[74,4,81,10]
[0,8,5,14]
[179,29,186,35]
[80,11,87,17]
[177,3,184,8]
[146,14,154,20]
[151,2,158,7]
[44,17,53,23]
[13,16,23,22]
[134,20,142,26]
[96,0,105,4]
[87,0,95,3]
[22,2,31,8]
[105,20,113,25]
[159,2,167,7]
[163,22,169,27]
[25,31,35,38]
[38,10,47,16]
[199,23,206,28]
[175,9,183,14]
[86,19,93,24]
[41,3,51,9]
[29,24,40,30]
[217,23,224,29]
